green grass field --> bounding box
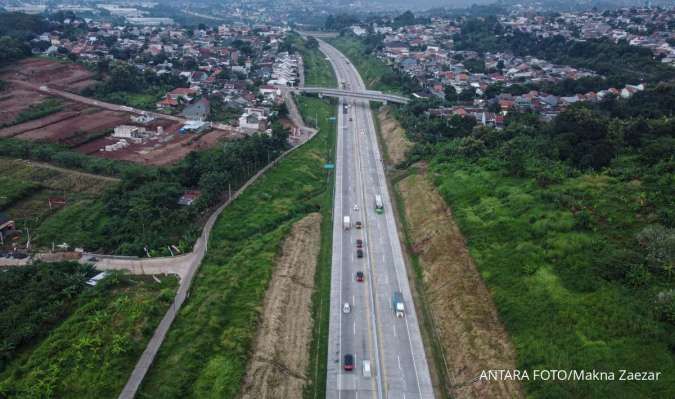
[290,34,337,87]
[0,265,178,399]
[0,158,114,251]
[327,36,402,94]
[430,158,675,398]
[137,96,336,398]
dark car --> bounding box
[356,271,364,282]
[349,117,353,121]
[355,221,362,229]
[344,354,354,371]
[356,239,363,248]
[12,252,28,259]
[357,249,364,258]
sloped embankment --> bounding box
[397,169,523,399]
[240,212,322,399]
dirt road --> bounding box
[240,212,322,399]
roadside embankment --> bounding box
[240,212,322,399]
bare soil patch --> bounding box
[377,106,413,166]
[0,58,95,91]
[240,212,322,399]
[16,109,127,142]
[397,169,523,399]
[0,86,49,125]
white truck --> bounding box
[392,291,405,318]
[343,216,351,230]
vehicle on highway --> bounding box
[343,216,351,230]
[353,204,359,212]
[88,256,99,262]
[363,360,371,378]
[357,249,364,258]
[375,195,384,214]
[392,291,405,318]
[356,239,363,248]
[355,221,362,229]
[356,271,364,282]
[344,354,354,371]
[343,302,351,314]
[349,117,353,121]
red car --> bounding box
[356,271,364,282]
[356,239,363,248]
[344,354,354,371]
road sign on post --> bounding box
[323,163,335,169]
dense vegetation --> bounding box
[399,85,675,398]
[83,61,188,110]
[137,96,335,398]
[0,262,94,372]
[454,16,675,89]
[0,12,50,66]
[0,98,63,128]
[0,265,178,398]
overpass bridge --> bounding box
[286,86,410,104]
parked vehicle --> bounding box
[392,291,405,318]
[344,354,354,371]
[356,271,364,282]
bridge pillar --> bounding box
[383,100,388,105]
[318,93,323,99]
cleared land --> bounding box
[240,212,322,399]
[0,59,229,165]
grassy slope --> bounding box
[137,96,336,398]
[430,158,675,398]
[290,34,337,88]
[0,272,178,399]
[0,98,63,128]
[327,36,402,94]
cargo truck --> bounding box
[392,291,405,318]
[343,216,351,230]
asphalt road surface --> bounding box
[321,39,435,399]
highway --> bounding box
[321,39,435,399]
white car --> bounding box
[343,302,351,314]
[353,204,359,212]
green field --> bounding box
[137,96,336,398]
[0,263,178,399]
[289,33,337,87]
[0,158,115,251]
[430,157,675,398]
[327,36,402,94]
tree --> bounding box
[444,85,457,103]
